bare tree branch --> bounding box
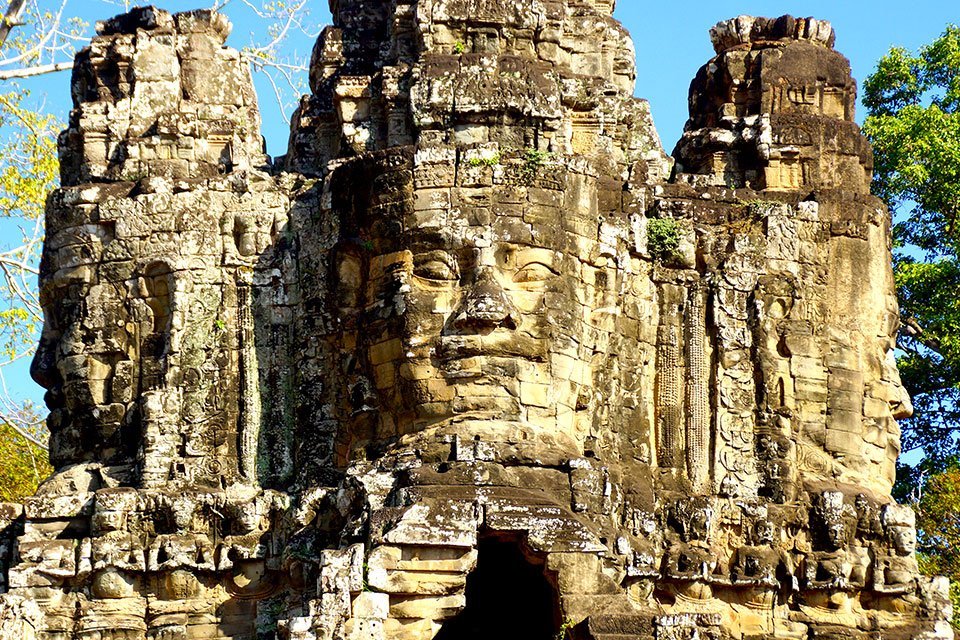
[0,0,28,50]
[901,315,944,355]
[0,59,70,78]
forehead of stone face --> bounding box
[757,42,852,88]
[330,153,606,262]
[399,208,569,254]
[328,150,414,247]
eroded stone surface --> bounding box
[0,5,952,640]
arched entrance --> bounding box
[434,536,560,640]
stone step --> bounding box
[575,613,655,640]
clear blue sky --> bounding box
[2,0,957,408]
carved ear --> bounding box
[333,245,365,312]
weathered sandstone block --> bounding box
[0,5,951,640]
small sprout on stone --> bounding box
[467,152,501,167]
[518,148,552,185]
[523,147,552,166]
[453,41,466,54]
[554,617,577,640]
[214,318,227,332]
[646,217,682,262]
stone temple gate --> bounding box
[0,3,953,640]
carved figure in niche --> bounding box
[91,532,147,574]
[727,518,798,634]
[134,262,174,386]
[79,580,147,640]
[148,535,217,573]
[328,153,639,463]
[626,543,663,604]
[623,508,665,604]
[662,498,720,604]
[731,519,796,603]
[803,491,868,613]
[149,568,214,634]
[755,431,795,503]
[854,493,883,542]
[873,504,919,598]
[91,569,136,599]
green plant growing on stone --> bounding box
[646,217,682,262]
[121,170,148,182]
[453,41,466,54]
[255,597,284,635]
[518,147,552,185]
[467,152,500,168]
[554,617,576,640]
[361,560,371,591]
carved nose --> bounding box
[883,350,914,420]
[452,268,518,331]
[30,334,59,390]
[891,389,914,420]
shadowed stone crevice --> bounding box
[434,537,560,640]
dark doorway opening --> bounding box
[434,536,559,640]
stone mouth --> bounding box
[44,387,65,411]
[433,332,546,363]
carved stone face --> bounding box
[335,160,632,460]
[754,520,775,546]
[825,521,847,550]
[822,218,913,489]
[889,524,917,556]
[878,299,913,421]
[883,504,918,556]
[31,219,134,467]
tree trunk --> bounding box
[0,0,28,50]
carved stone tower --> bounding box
[0,6,952,640]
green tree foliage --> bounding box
[915,465,960,628]
[0,412,50,502]
[862,25,960,484]
[864,26,960,627]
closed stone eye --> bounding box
[513,262,556,283]
[413,252,459,282]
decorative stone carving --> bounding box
[0,5,952,640]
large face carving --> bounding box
[31,216,136,468]
[823,219,913,486]
[31,186,243,482]
[331,153,636,462]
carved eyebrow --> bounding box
[515,260,560,275]
[404,229,452,251]
[413,250,459,272]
